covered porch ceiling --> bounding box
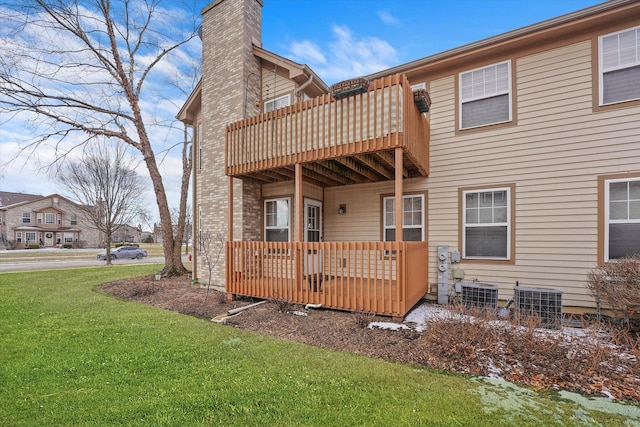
[231,148,425,187]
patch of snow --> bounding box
[368,322,410,331]
[292,311,307,317]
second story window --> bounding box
[71,215,78,225]
[22,212,31,223]
[45,213,56,224]
[459,60,511,130]
[264,94,290,113]
[599,25,640,105]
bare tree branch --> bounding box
[56,139,148,265]
[0,0,200,275]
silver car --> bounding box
[97,246,148,260]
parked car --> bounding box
[97,246,148,260]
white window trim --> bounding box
[459,60,512,130]
[264,197,291,242]
[598,25,640,106]
[304,198,322,243]
[383,194,425,241]
[264,94,290,113]
[604,177,640,261]
[462,187,511,260]
[22,212,31,223]
[45,213,56,224]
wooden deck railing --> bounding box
[226,241,429,318]
[226,74,429,177]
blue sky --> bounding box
[1,0,603,221]
[256,0,603,85]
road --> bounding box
[0,249,186,273]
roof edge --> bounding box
[368,0,636,79]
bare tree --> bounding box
[0,0,199,275]
[57,140,146,265]
[170,203,192,254]
[198,230,224,301]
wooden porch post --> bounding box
[394,145,405,318]
[295,163,303,242]
[294,163,304,301]
[395,147,403,241]
[226,176,235,301]
[228,176,234,242]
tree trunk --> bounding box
[142,143,186,277]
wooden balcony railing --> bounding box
[226,241,429,318]
[226,74,429,178]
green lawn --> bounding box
[1,267,638,426]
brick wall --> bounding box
[197,0,262,286]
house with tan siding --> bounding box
[179,0,640,319]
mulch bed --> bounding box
[98,274,640,403]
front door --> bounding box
[304,199,322,290]
[304,199,322,242]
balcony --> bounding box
[227,241,429,318]
[226,73,429,186]
[223,73,431,318]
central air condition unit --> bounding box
[461,282,498,310]
[514,286,562,329]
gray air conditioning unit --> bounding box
[514,286,562,329]
[461,282,498,310]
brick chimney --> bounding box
[197,0,263,286]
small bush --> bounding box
[212,290,227,305]
[142,235,154,243]
[587,255,640,320]
[28,244,40,249]
[418,305,639,396]
[352,309,375,328]
[269,293,294,313]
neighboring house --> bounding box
[179,0,640,318]
[111,223,142,244]
[0,191,101,249]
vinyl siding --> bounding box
[424,40,640,308]
[261,66,295,106]
[249,39,639,310]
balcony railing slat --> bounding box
[226,74,428,178]
[226,240,428,317]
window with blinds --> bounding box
[459,61,511,129]
[600,26,640,105]
[605,177,640,260]
[463,188,511,259]
[264,94,290,113]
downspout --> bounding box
[293,74,314,101]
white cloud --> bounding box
[378,10,399,25]
[289,40,327,64]
[285,25,398,84]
